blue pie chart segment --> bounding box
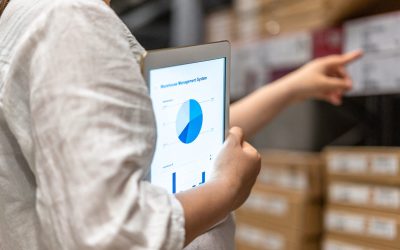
[176,99,203,144]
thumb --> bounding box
[227,127,244,146]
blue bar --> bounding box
[172,172,177,194]
[199,171,206,185]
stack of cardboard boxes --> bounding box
[205,9,236,44]
[344,11,400,96]
[323,147,400,250]
[205,0,399,43]
[235,150,323,250]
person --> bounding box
[0,0,361,249]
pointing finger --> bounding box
[323,50,363,67]
[339,50,363,65]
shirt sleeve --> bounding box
[24,1,185,249]
[184,214,235,250]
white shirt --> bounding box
[0,0,235,249]
[0,0,185,250]
[0,0,185,249]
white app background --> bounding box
[150,58,226,194]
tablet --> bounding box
[142,41,230,194]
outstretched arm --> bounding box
[230,50,363,138]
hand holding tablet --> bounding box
[143,42,261,244]
[143,42,230,194]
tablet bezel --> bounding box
[142,41,230,185]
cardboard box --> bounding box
[233,0,339,41]
[259,0,380,37]
[236,218,320,250]
[324,205,400,248]
[263,0,330,33]
[234,0,274,14]
[262,0,380,22]
[344,11,400,96]
[262,32,313,69]
[231,41,269,99]
[328,180,400,213]
[205,9,236,42]
[325,147,400,185]
[232,0,400,42]
[236,14,265,42]
[323,234,398,250]
[262,0,330,36]
[264,0,326,20]
[258,150,322,198]
[237,185,322,236]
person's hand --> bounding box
[175,127,260,245]
[282,50,363,105]
[211,127,261,211]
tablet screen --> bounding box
[149,58,226,194]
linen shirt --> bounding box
[0,0,235,249]
[0,0,185,250]
[0,0,186,249]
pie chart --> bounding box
[176,99,203,144]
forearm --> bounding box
[230,78,295,138]
[230,51,363,139]
[176,180,234,246]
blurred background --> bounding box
[110,0,400,151]
[111,1,400,249]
